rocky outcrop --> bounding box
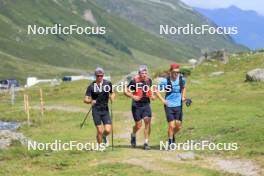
[246,69,264,82]
[0,130,33,149]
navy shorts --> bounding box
[92,106,112,126]
[132,104,152,122]
[164,106,183,122]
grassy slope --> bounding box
[0,50,87,81]
[0,51,264,175]
[95,0,248,53]
[0,0,191,82]
[182,52,264,156]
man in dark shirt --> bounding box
[84,67,115,145]
[124,65,154,150]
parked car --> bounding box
[0,79,19,89]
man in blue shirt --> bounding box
[156,64,187,145]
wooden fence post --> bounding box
[24,94,27,113]
[39,88,44,116]
[24,94,30,126]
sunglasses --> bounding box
[139,70,148,74]
[172,71,180,74]
[96,75,104,77]
[139,72,147,75]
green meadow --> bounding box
[0,52,264,175]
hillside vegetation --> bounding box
[0,0,183,82]
[0,51,263,175]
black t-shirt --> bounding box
[127,78,152,106]
[85,80,113,107]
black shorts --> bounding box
[132,104,152,122]
[164,106,183,122]
[92,106,112,126]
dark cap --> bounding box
[94,67,104,75]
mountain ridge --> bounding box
[195,5,264,50]
[95,0,248,52]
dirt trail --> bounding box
[32,104,88,113]
[119,150,261,176]
[210,158,261,176]
[113,111,158,145]
[31,104,262,175]
[111,110,262,176]
[113,111,131,140]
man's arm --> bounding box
[110,92,115,103]
[182,87,187,101]
[155,79,167,105]
[108,81,115,103]
[84,96,96,106]
[124,87,140,101]
[83,85,96,105]
[181,78,187,101]
[149,79,155,100]
[124,80,140,101]
[83,96,92,104]
[155,89,167,105]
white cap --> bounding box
[138,65,148,73]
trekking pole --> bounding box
[111,100,114,150]
[80,93,105,129]
[80,106,92,129]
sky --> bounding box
[181,0,264,16]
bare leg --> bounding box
[96,125,104,143]
[174,120,182,134]
[132,120,142,134]
[104,124,112,136]
[131,120,142,147]
[143,117,151,141]
[168,120,176,139]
